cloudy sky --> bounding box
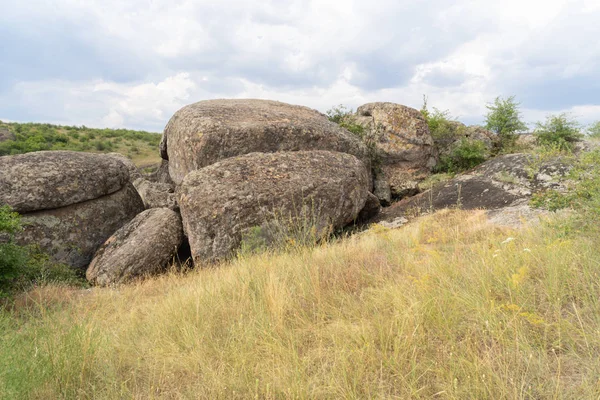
[1,0,599,132]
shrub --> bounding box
[420,97,464,143]
[534,113,583,151]
[586,121,600,138]
[326,104,364,135]
[326,104,381,170]
[0,206,83,297]
[436,138,488,173]
[530,149,600,226]
[94,141,107,151]
[484,96,527,151]
[0,206,28,296]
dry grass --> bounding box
[1,209,600,399]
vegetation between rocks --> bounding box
[0,206,83,298]
[531,148,600,223]
[484,96,528,151]
[326,105,382,171]
[420,97,489,172]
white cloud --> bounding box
[3,73,196,130]
[1,0,599,130]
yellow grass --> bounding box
[1,209,600,399]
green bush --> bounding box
[0,206,29,296]
[586,121,600,138]
[436,138,488,173]
[326,104,364,135]
[530,149,600,226]
[326,104,381,170]
[420,97,464,144]
[0,206,83,297]
[534,113,583,151]
[484,96,527,151]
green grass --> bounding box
[0,121,161,166]
[1,209,600,398]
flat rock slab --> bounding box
[178,150,370,263]
[372,153,572,224]
[162,99,369,184]
[16,183,144,269]
[86,208,183,286]
[0,151,130,213]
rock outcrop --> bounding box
[178,150,370,263]
[17,184,144,269]
[373,153,571,224]
[0,151,129,213]
[353,102,436,199]
[161,99,370,185]
[86,208,183,286]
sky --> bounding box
[1,0,599,132]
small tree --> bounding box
[534,113,583,151]
[420,95,464,142]
[484,96,527,151]
[587,121,600,138]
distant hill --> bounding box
[0,121,162,167]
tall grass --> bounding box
[1,210,600,398]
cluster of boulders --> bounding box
[4,98,553,286]
[0,152,145,269]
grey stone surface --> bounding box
[0,151,130,213]
[372,153,572,224]
[86,208,183,286]
[15,183,144,269]
[133,178,178,210]
[178,150,370,263]
[162,99,370,184]
[353,102,436,198]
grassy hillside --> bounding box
[1,209,599,398]
[0,121,162,166]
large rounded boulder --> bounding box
[353,102,436,199]
[0,151,130,213]
[161,99,370,185]
[86,208,183,286]
[178,150,370,263]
